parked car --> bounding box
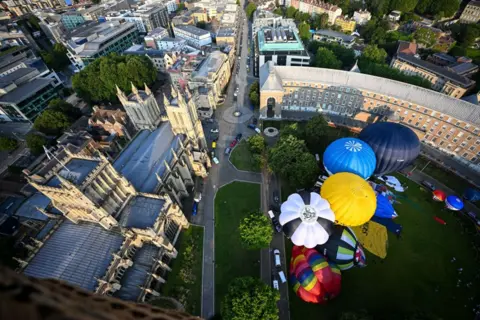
[211,151,215,158]
[212,141,216,149]
[213,157,219,164]
[192,201,198,216]
[236,133,243,140]
[248,123,256,130]
[272,279,279,290]
[314,181,323,187]
[273,191,279,203]
[422,180,436,191]
[278,270,287,283]
[210,128,219,133]
[254,127,261,134]
[267,210,282,232]
[225,147,231,155]
[273,249,281,267]
[318,175,328,182]
[230,140,238,148]
[252,118,258,125]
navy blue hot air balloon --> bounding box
[358,122,421,176]
[464,188,480,202]
[323,138,376,180]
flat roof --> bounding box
[0,67,37,86]
[314,29,355,42]
[118,196,165,229]
[0,78,54,104]
[260,62,480,125]
[258,27,306,52]
[174,24,210,37]
[47,158,100,187]
[193,50,226,78]
[217,27,235,37]
[24,221,124,291]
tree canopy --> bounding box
[72,54,157,103]
[48,98,81,121]
[312,13,329,30]
[247,135,266,154]
[305,115,329,150]
[221,277,280,320]
[239,212,272,250]
[40,44,70,71]
[413,27,437,47]
[26,134,47,155]
[315,47,342,69]
[246,3,257,19]
[298,22,311,42]
[280,122,305,140]
[0,136,18,151]
[362,19,389,45]
[390,0,418,13]
[286,6,297,18]
[415,0,459,18]
[268,135,319,188]
[249,81,260,108]
[33,110,72,136]
[361,44,388,64]
[449,23,480,48]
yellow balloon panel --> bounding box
[321,172,376,226]
[351,221,388,259]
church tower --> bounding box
[117,83,164,131]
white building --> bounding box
[156,37,188,51]
[105,10,147,33]
[173,24,212,49]
[144,27,170,48]
[353,9,371,26]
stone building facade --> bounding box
[259,62,480,164]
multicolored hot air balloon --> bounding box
[316,226,366,270]
[464,188,480,202]
[358,122,421,176]
[290,245,341,303]
[321,172,377,226]
[323,138,377,180]
[374,194,397,219]
[280,192,335,248]
[432,189,446,202]
[445,195,464,211]
[351,221,388,259]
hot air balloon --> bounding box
[316,226,366,270]
[321,172,377,226]
[445,195,464,211]
[290,245,341,303]
[464,188,480,202]
[280,191,335,248]
[323,138,377,180]
[374,194,397,219]
[351,221,388,259]
[358,122,421,176]
[432,189,446,202]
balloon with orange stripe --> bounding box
[289,245,341,303]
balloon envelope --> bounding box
[323,138,376,180]
[432,189,446,202]
[316,226,366,270]
[351,221,388,259]
[445,195,464,211]
[280,191,335,248]
[464,188,480,202]
[290,245,341,303]
[358,122,420,176]
[374,194,397,219]
[321,172,377,226]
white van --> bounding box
[273,249,281,267]
[315,153,320,162]
[255,127,261,134]
[278,271,287,283]
[268,210,275,219]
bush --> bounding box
[239,212,273,249]
[0,136,18,151]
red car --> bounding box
[230,140,238,148]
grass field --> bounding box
[229,141,261,172]
[286,175,479,319]
[215,182,261,312]
[161,225,204,316]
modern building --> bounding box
[4,0,64,17]
[312,29,355,48]
[61,12,86,30]
[259,61,480,163]
[353,9,371,26]
[134,5,171,33]
[124,44,176,72]
[220,12,237,27]
[65,21,139,70]
[105,10,147,34]
[144,27,170,49]
[459,0,480,24]
[216,27,235,46]
[173,24,212,49]
[254,26,310,77]
[172,14,195,26]
[252,9,297,36]
[290,0,342,24]
[334,16,356,33]
[390,53,475,98]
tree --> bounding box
[236,0,240,5]
[312,13,329,30]
[362,19,388,45]
[390,0,418,12]
[286,6,297,18]
[26,134,47,155]
[239,212,272,249]
[246,3,257,20]
[268,135,319,188]
[427,0,459,18]
[72,54,156,103]
[315,47,342,69]
[27,15,40,30]
[361,44,388,63]
[280,122,305,140]
[294,11,310,23]
[33,110,72,136]
[177,3,186,11]
[413,27,437,47]
[222,277,279,320]
[196,21,207,29]
[48,98,81,121]
[247,135,265,154]
[249,81,260,108]
[449,23,480,48]
[365,0,391,17]
[273,8,283,16]
[415,0,431,14]
[305,115,329,150]
[0,136,18,151]
[298,22,311,42]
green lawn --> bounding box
[215,181,261,312]
[161,225,204,316]
[229,140,261,172]
[287,175,479,319]
[413,156,477,195]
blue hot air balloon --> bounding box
[373,194,397,219]
[445,195,464,211]
[358,122,421,176]
[464,188,480,202]
[323,138,376,180]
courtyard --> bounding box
[229,140,261,172]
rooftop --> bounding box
[15,193,55,221]
[24,221,124,291]
[258,27,305,52]
[0,196,24,217]
[0,67,38,87]
[124,44,166,58]
[192,50,227,78]
[217,27,235,37]
[314,29,355,42]
[145,27,168,38]
[396,40,417,55]
[0,78,54,104]
[396,53,474,87]
[466,0,480,7]
[118,196,165,229]
[114,244,160,301]
[174,24,210,37]
[260,62,480,125]
[113,123,183,193]
[449,62,479,75]
[47,158,101,187]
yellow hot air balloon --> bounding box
[351,221,388,259]
[321,172,376,226]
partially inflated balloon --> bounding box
[351,221,388,259]
[374,194,397,219]
[321,172,377,226]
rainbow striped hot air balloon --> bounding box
[290,245,341,304]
